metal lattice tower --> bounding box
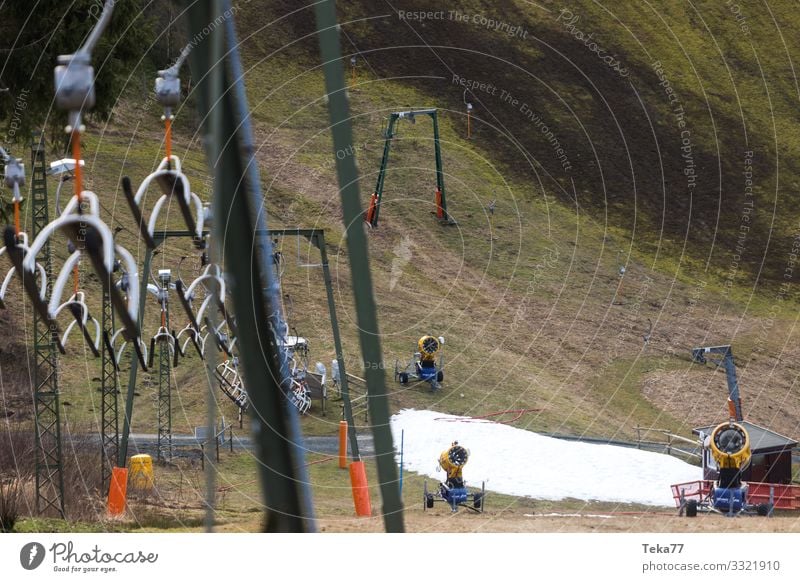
[100,286,119,489]
[156,282,172,462]
[29,131,65,517]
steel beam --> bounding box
[29,132,65,518]
[186,0,316,532]
[315,0,405,532]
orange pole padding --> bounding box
[349,461,371,517]
[338,420,348,469]
[435,188,444,220]
[13,200,20,236]
[107,467,128,516]
[72,130,83,203]
[727,398,743,421]
[365,193,378,224]
[165,117,172,166]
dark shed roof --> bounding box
[693,421,798,454]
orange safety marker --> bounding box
[728,398,742,420]
[72,131,83,203]
[107,467,128,516]
[13,200,20,236]
[349,461,371,517]
[338,420,348,468]
[165,117,172,167]
[365,193,378,225]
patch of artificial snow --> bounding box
[391,409,700,506]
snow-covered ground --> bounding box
[390,409,700,506]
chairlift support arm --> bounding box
[368,108,449,228]
[691,345,743,421]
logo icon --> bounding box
[20,542,46,570]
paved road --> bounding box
[119,432,376,458]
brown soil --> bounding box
[314,508,800,533]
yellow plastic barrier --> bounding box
[129,454,155,491]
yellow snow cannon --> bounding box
[423,441,485,513]
[709,421,751,471]
[682,421,768,517]
[418,335,440,362]
[395,335,445,391]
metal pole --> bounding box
[315,231,360,460]
[315,0,404,532]
[187,0,316,532]
[100,280,119,488]
[119,247,153,464]
[156,288,172,463]
[29,132,65,518]
[723,349,743,421]
[370,114,397,228]
[399,429,404,495]
[432,111,449,222]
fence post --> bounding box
[229,426,233,452]
[200,444,205,471]
[769,486,775,517]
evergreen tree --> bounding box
[0,1,158,145]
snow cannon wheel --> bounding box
[436,370,444,382]
[423,481,434,511]
[756,503,770,517]
[685,500,698,518]
[399,372,409,384]
[473,492,483,510]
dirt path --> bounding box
[316,508,800,533]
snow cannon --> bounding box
[709,421,751,513]
[423,441,485,513]
[680,421,770,517]
[419,335,440,361]
[439,442,469,487]
[395,335,445,391]
[415,335,441,384]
